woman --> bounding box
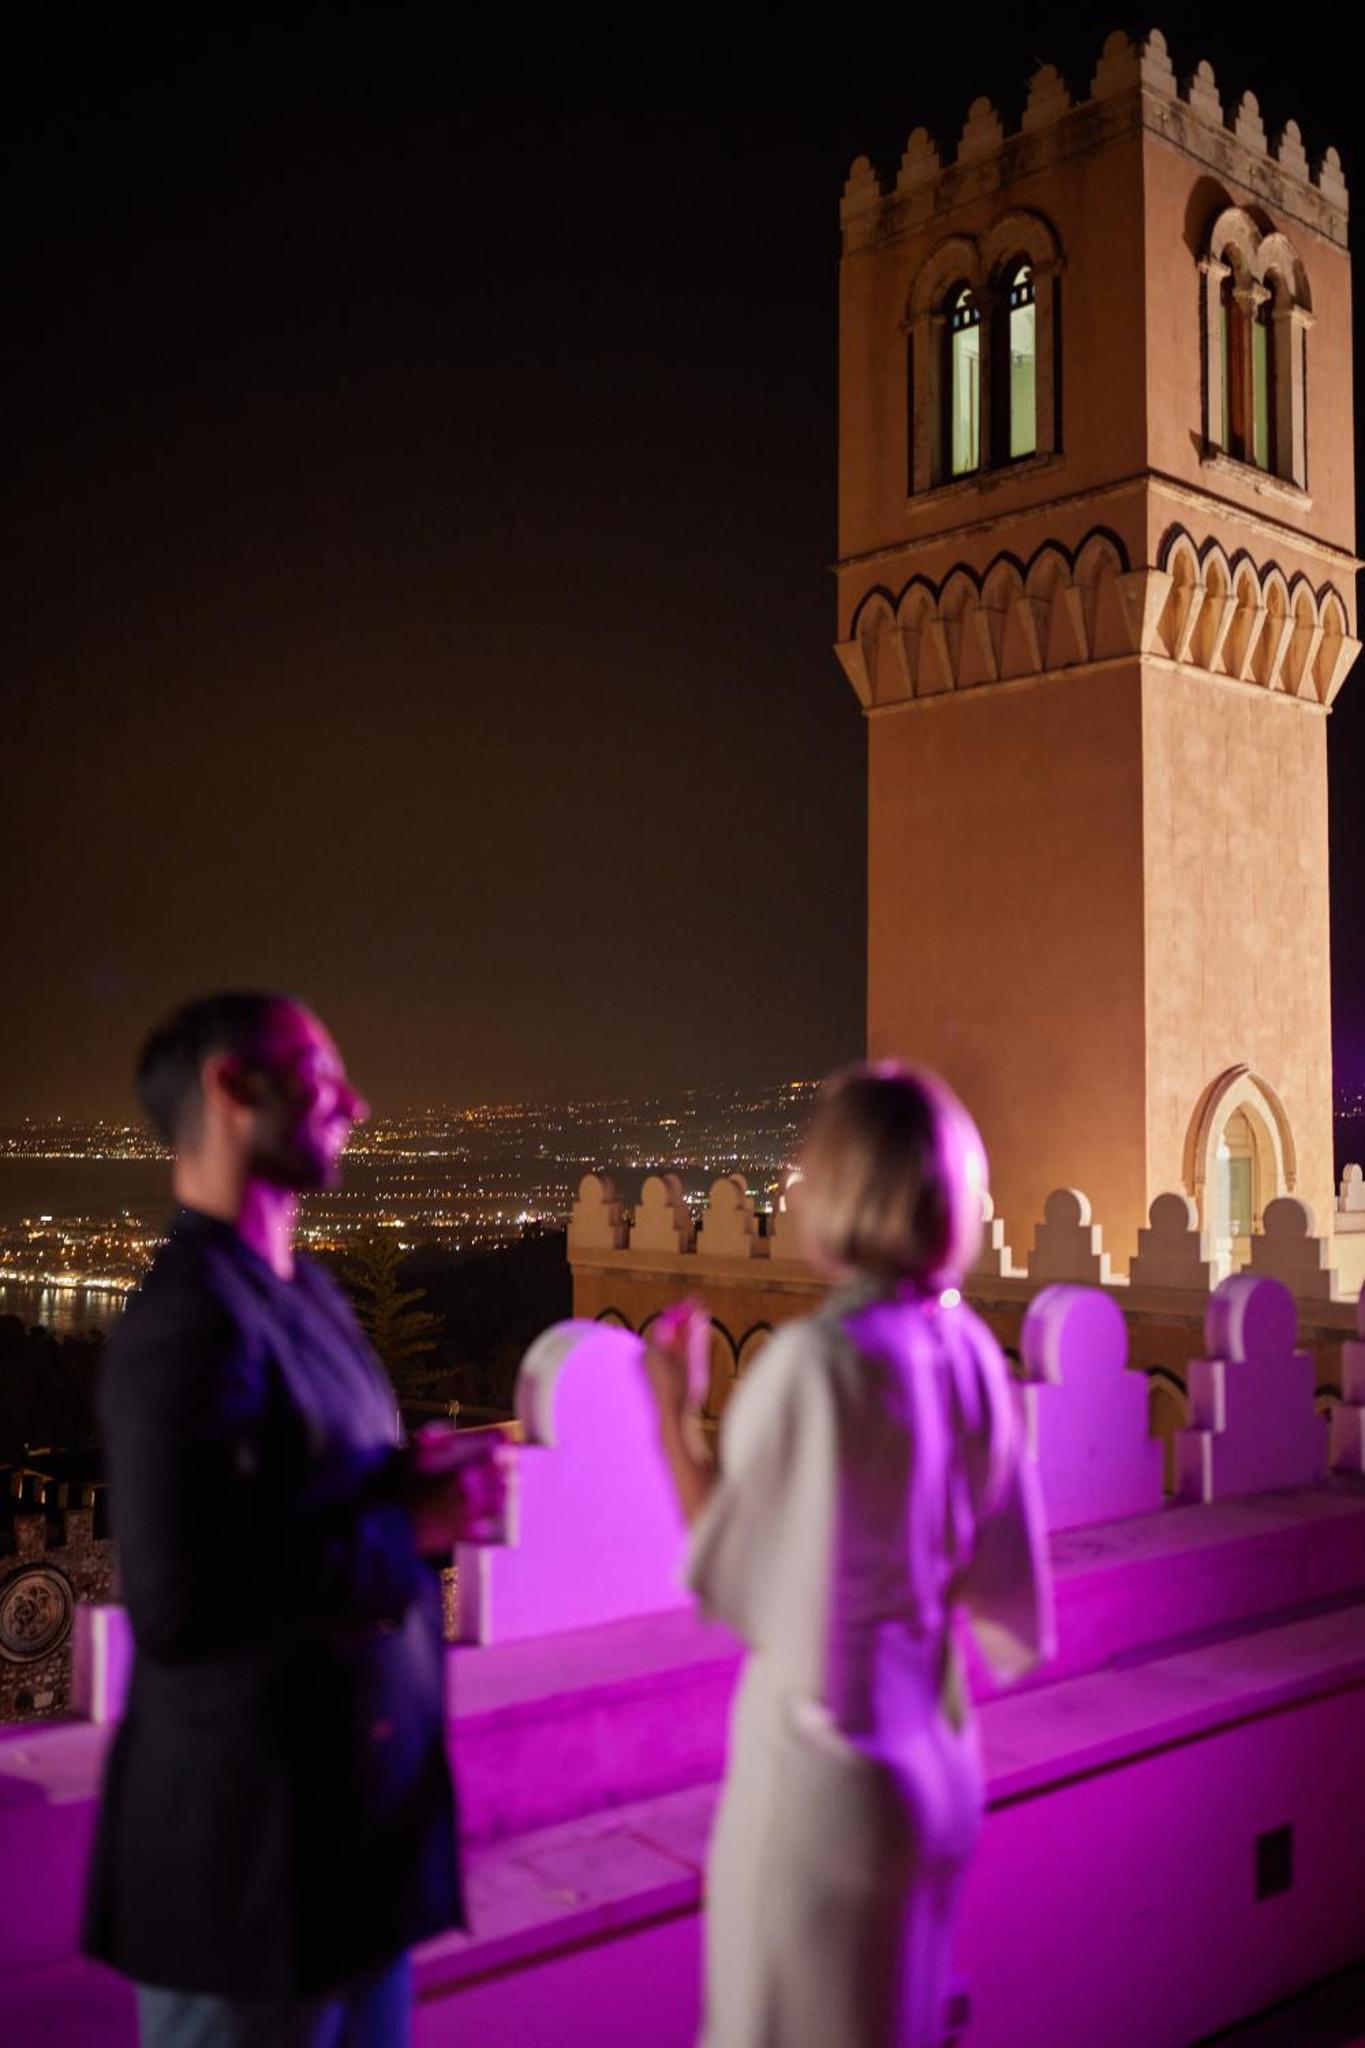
[645,1063,1054,2048]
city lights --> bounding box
[0,1081,823,1306]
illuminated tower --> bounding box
[836,28,1358,1267]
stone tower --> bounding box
[837,27,1358,1267]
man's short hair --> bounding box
[136,991,293,1147]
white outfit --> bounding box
[686,1283,1053,2048]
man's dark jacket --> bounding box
[82,1209,461,1996]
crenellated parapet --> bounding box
[1027,1188,1120,1288]
[967,1190,1017,1281]
[569,1170,1361,1307]
[1249,1197,1341,1301]
[1176,1273,1326,1502]
[696,1174,765,1260]
[567,1172,628,1254]
[842,27,1348,259]
[0,1487,114,1722]
[1328,1286,1365,1473]
[629,1173,694,1256]
[1129,1194,1215,1295]
[568,1171,1364,1458]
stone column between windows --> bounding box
[976,285,999,473]
[1272,302,1313,489]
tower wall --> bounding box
[1141,668,1335,1233]
[867,665,1148,1262]
[842,28,1357,1269]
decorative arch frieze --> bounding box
[735,1324,773,1376]
[703,1318,740,1421]
[836,523,1357,709]
[1151,524,1357,701]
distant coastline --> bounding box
[0,1082,819,1332]
[0,1083,1360,1339]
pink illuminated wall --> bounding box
[456,1321,689,1643]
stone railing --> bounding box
[570,1168,1360,1309]
[567,1170,1365,1462]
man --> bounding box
[84,991,506,2046]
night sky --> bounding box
[6,11,1364,1121]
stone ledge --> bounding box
[10,1582,1365,2045]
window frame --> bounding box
[904,212,1063,498]
[1201,208,1310,493]
[944,284,983,480]
[998,258,1038,464]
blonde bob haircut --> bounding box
[798,1062,986,1289]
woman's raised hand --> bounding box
[643,1298,710,1431]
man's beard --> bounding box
[248,1114,341,1193]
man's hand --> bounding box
[404,1427,516,1556]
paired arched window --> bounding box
[908,217,1059,495]
[940,261,1039,480]
[1217,270,1274,472]
[1203,207,1311,489]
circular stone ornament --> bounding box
[0,1566,75,1663]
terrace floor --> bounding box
[1206,1964,1365,2046]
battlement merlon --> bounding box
[5,1505,99,1561]
[842,29,1349,259]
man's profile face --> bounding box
[237,1004,369,1192]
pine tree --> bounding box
[338,1235,444,1400]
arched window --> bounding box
[907,212,1062,495]
[1184,1064,1298,1276]
[1217,270,1273,472]
[1005,263,1036,459]
[1252,294,1274,472]
[946,286,981,477]
[1203,207,1310,488]
[1218,268,1250,462]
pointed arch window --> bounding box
[947,286,981,477]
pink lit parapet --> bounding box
[16,1487,1365,2047]
[455,1321,690,1645]
[19,1270,1365,2046]
[1178,1270,1327,1501]
[1020,1284,1165,1529]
